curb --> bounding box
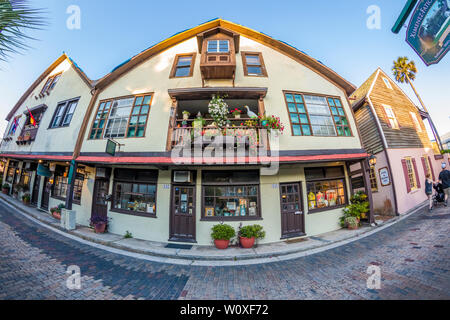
[0,195,427,265]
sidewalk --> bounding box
[0,193,415,265]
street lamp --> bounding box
[368,155,377,167]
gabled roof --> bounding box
[350,67,422,112]
[94,18,356,95]
[6,53,92,121]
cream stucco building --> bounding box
[1,19,372,245]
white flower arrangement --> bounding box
[208,94,229,128]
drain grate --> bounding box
[165,243,193,250]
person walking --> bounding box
[425,173,434,212]
[438,162,450,207]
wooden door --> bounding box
[31,175,40,206]
[280,182,305,239]
[41,177,50,210]
[91,179,109,219]
[169,185,196,242]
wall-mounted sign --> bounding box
[406,0,450,66]
[379,167,391,186]
[106,139,117,156]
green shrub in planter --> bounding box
[239,224,266,239]
[22,193,31,203]
[211,223,235,240]
[344,216,359,229]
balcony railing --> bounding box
[16,126,39,145]
[171,117,269,151]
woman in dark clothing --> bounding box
[425,173,434,212]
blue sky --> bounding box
[0,0,448,137]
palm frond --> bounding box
[0,0,47,62]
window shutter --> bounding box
[421,157,427,177]
[428,156,436,180]
[412,158,421,188]
[402,159,411,193]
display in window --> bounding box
[307,179,345,210]
[205,207,215,217]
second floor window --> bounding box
[170,53,196,78]
[410,112,423,132]
[89,94,153,140]
[284,92,351,137]
[50,99,79,128]
[207,40,229,53]
[41,73,61,95]
[242,52,267,77]
[383,105,399,129]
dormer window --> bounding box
[207,40,229,53]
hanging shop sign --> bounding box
[406,0,450,65]
[37,164,52,177]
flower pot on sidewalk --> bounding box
[239,236,255,248]
[94,222,107,234]
[52,211,61,220]
[214,239,230,250]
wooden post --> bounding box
[361,160,375,224]
[65,160,77,210]
[166,98,178,151]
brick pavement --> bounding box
[0,201,449,300]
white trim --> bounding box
[366,69,389,149]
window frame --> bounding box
[410,111,423,133]
[404,157,418,191]
[382,77,393,89]
[40,72,62,95]
[111,169,158,218]
[283,91,353,137]
[201,170,262,221]
[369,166,378,192]
[207,39,230,53]
[88,93,154,140]
[48,97,80,129]
[241,52,268,77]
[382,104,400,129]
[51,165,84,204]
[305,166,348,214]
[169,53,196,78]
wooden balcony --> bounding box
[16,126,39,145]
[171,118,269,151]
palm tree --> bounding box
[392,56,443,150]
[0,0,46,62]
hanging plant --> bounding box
[208,94,229,128]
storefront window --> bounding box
[19,170,32,191]
[306,167,347,211]
[202,170,260,219]
[52,166,84,203]
[6,161,19,183]
[112,169,158,216]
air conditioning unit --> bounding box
[173,171,191,183]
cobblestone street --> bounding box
[0,200,449,300]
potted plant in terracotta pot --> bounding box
[345,216,360,230]
[22,193,31,205]
[239,224,266,249]
[211,223,235,249]
[231,108,241,119]
[90,215,108,234]
[50,205,62,220]
[2,183,10,195]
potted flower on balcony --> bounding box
[230,108,241,119]
[23,131,31,142]
[22,193,31,205]
[238,224,266,248]
[211,223,235,249]
[90,215,108,234]
[2,183,10,195]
